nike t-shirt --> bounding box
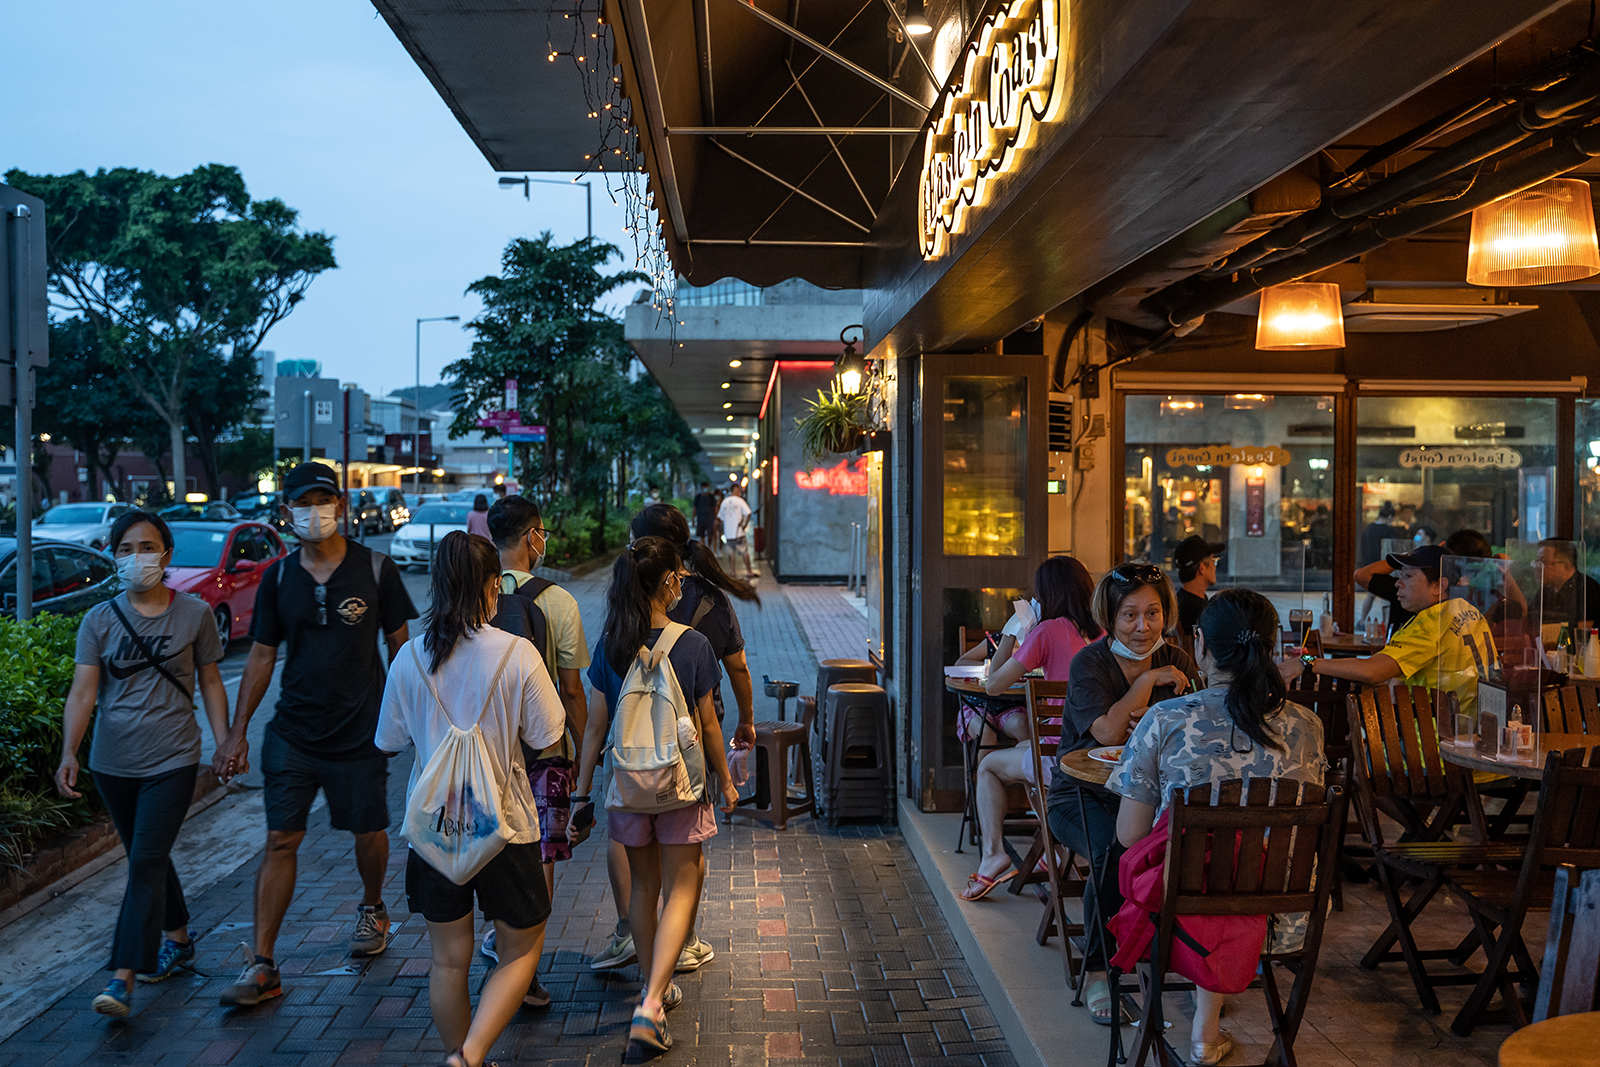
[75,591,223,778]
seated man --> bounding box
[1290,544,1496,720]
[1536,538,1600,633]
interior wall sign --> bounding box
[918,0,1067,260]
[1398,446,1522,470]
[1165,445,1292,467]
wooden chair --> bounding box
[1286,671,1363,908]
[1445,745,1600,1035]
[1346,685,1525,1015]
[1534,863,1600,1021]
[1109,779,1345,1067]
[1544,683,1600,734]
[1017,679,1089,987]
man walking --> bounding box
[213,463,417,1007]
[692,481,717,543]
[718,487,753,577]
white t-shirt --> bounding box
[718,495,751,539]
[376,627,565,844]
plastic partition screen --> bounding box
[1434,555,1543,760]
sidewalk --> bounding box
[0,565,1012,1067]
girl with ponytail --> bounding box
[1104,588,1326,1066]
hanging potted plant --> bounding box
[795,387,868,466]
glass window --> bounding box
[939,586,1024,766]
[943,376,1026,557]
[1123,394,1336,607]
[1578,398,1600,591]
[42,548,98,598]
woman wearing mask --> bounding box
[1046,564,1197,1023]
[958,556,1101,900]
[375,532,565,1067]
[574,537,740,1061]
[1108,589,1325,1065]
[55,512,231,1018]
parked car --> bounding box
[445,488,492,504]
[389,503,472,571]
[31,501,137,551]
[164,520,289,653]
[158,500,243,523]
[373,488,410,532]
[404,492,449,510]
[0,537,120,617]
[230,491,278,521]
[344,490,385,535]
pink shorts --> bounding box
[608,801,718,847]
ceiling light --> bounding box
[721,382,731,389]
[723,402,732,409]
[728,359,742,367]
[905,0,932,35]
[1467,178,1600,287]
[1255,282,1345,350]
[726,415,733,421]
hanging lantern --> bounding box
[1466,178,1600,287]
[1254,282,1345,350]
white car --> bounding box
[31,502,136,551]
[389,502,472,570]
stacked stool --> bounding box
[813,659,879,816]
[823,682,893,824]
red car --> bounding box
[165,520,289,653]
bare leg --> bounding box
[974,747,1031,880]
[462,920,544,1065]
[353,830,388,907]
[426,915,475,1053]
[607,837,631,935]
[1192,988,1226,1046]
[628,842,706,1011]
[254,830,305,960]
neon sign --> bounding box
[918,0,1067,260]
[794,458,869,496]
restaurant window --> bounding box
[939,587,1023,766]
[1578,398,1600,583]
[1123,393,1336,609]
[943,376,1026,556]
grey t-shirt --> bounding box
[75,592,223,777]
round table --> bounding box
[1058,748,1114,786]
[1437,732,1592,780]
[943,675,1025,698]
[1498,1010,1600,1067]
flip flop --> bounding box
[958,869,1016,901]
[1084,978,1127,1026]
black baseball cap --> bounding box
[283,463,341,502]
[1386,544,1448,573]
[1174,535,1227,567]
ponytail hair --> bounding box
[602,535,683,673]
[1034,555,1102,640]
[1195,588,1287,752]
[630,502,760,605]
[423,530,501,673]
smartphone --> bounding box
[570,802,596,833]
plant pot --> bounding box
[822,425,865,455]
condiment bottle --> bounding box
[1319,593,1334,639]
[1586,629,1600,678]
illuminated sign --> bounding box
[1398,447,1521,470]
[794,458,868,496]
[918,0,1067,260]
[1165,446,1291,468]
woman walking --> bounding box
[574,536,740,1061]
[467,494,493,541]
[55,511,231,1018]
[375,532,565,1067]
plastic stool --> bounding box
[726,720,816,830]
[823,682,893,823]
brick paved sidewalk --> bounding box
[0,566,1009,1067]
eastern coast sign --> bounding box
[918,0,1067,259]
[1398,447,1522,470]
[1165,446,1291,468]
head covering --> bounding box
[1173,535,1227,568]
[282,463,340,503]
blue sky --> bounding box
[2,1,636,398]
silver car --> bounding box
[31,502,136,551]
[389,503,471,571]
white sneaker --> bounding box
[675,936,715,973]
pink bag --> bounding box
[727,742,751,786]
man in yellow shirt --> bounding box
[1293,545,1496,718]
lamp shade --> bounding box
[1466,178,1600,287]
[1254,282,1345,350]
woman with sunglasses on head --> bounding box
[1045,563,1197,1024]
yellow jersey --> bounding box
[1378,597,1497,718]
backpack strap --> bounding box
[514,576,555,603]
[642,621,692,672]
[410,640,518,728]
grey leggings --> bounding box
[93,763,197,972]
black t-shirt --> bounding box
[1542,574,1600,630]
[1176,588,1208,635]
[1365,572,1414,632]
[693,492,717,528]
[1047,637,1197,807]
[667,574,738,714]
[251,541,418,760]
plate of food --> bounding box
[1087,746,1124,764]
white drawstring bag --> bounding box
[401,642,518,885]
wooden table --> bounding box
[1319,633,1387,657]
[1437,732,1593,781]
[1058,748,1114,786]
[1498,1010,1600,1067]
[943,675,1026,698]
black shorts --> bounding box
[261,728,390,834]
[405,843,551,928]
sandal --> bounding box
[1084,978,1125,1026]
[957,869,1016,901]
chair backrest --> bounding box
[957,626,987,657]
[1545,683,1600,734]
[1535,863,1600,1022]
[1526,746,1600,873]
[1024,679,1069,815]
[1162,779,1342,924]
[1288,672,1360,763]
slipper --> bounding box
[1084,978,1125,1026]
[958,869,1016,901]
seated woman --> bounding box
[958,556,1100,900]
[1045,564,1197,1023]
[1108,588,1326,1066]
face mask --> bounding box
[1029,598,1041,619]
[1110,635,1165,661]
[290,503,339,542]
[116,552,166,592]
[528,531,545,570]
[667,576,683,612]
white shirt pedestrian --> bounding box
[718,494,751,541]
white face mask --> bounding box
[667,575,684,612]
[1110,635,1166,661]
[116,552,166,592]
[1029,598,1041,619]
[528,530,545,571]
[290,503,339,542]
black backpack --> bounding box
[491,575,555,658]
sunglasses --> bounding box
[1110,564,1165,585]
[314,583,328,626]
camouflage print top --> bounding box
[1105,687,1327,819]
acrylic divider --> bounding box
[1435,554,1543,764]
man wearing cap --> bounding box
[1289,544,1495,718]
[1173,535,1226,639]
[212,463,418,1008]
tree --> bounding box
[3,165,335,498]
[185,347,267,496]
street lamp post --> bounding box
[498,175,593,239]
[414,315,460,497]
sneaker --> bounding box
[91,979,132,1018]
[623,1003,672,1062]
[522,974,551,1008]
[219,945,282,1008]
[656,981,682,1011]
[350,902,389,958]
[480,927,499,965]
[589,932,637,970]
[137,933,195,983]
[675,937,715,973]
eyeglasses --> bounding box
[1110,564,1165,585]
[314,583,327,626]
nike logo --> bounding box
[105,652,183,680]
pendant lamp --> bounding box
[1466,178,1600,287]
[1254,282,1345,350]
